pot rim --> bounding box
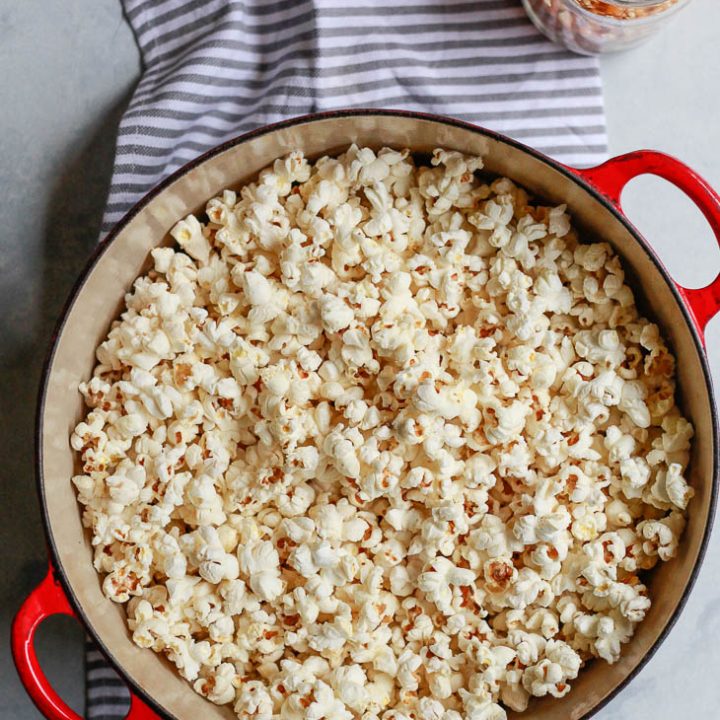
[34,108,719,720]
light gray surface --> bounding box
[1,0,718,717]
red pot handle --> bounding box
[12,565,159,720]
[574,150,720,341]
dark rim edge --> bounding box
[34,108,719,720]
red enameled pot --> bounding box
[12,110,720,720]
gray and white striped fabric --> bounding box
[87,0,607,716]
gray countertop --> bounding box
[1,0,718,717]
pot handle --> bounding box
[12,564,158,720]
[574,150,720,339]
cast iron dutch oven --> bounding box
[12,111,720,720]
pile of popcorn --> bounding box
[71,145,694,719]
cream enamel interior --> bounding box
[39,114,716,720]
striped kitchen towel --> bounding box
[87,0,607,716]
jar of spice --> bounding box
[522,0,692,55]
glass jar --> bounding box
[522,0,692,55]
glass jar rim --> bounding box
[578,0,680,5]
[570,0,689,20]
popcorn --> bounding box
[638,511,686,561]
[522,640,581,698]
[195,662,237,705]
[170,214,211,265]
[235,681,273,719]
[649,463,694,510]
[72,145,694,718]
[318,293,354,333]
[238,540,284,601]
[418,557,476,614]
[197,527,240,584]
